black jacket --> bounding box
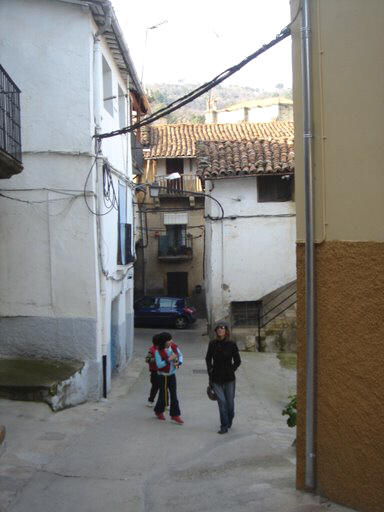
[205,339,241,383]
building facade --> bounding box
[0,0,147,406]
[197,138,296,343]
[205,97,293,124]
[292,1,384,510]
[137,121,295,318]
[135,154,205,315]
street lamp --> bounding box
[149,182,160,198]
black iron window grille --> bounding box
[0,64,22,163]
[232,300,261,326]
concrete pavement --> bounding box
[0,321,354,512]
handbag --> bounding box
[206,375,217,401]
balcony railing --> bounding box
[155,174,203,196]
[0,64,22,164]
[131,132,144,174]
[158,235,193,261]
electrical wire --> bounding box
[137,205,204,211]
[83,142,119,216]
[0,191,89,205]
[95,5,302,141]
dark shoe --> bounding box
[171,416,184,424]
[156,412,165,420]
[217,427,228,434]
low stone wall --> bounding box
[232,305,297,353]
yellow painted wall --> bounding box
[141,199,205,298]
[292,0,384,243]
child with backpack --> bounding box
[154,332,184,424]
[145,333,161,407]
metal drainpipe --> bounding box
[301,0,316,489]
[93,33,108,395]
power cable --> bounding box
[95,4,302,141]
[0,191,88,205]
[83,141,120,216]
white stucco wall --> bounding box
[204,178,296,327]
[215,104,282,124]
[216,110,247,124]
[0,0,93,154]
[0,0,137,399]
[0,0,97,319]
[248,104,280,123]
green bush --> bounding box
[282,394,297,427]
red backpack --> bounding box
[145,345,158,371]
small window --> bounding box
[232,301,261,326]
[102,57,113,116]
[118,85,126,129]
[257,175,293,202]
[166,158,184,175]
[117,184,133,265]
[166,225,186,246]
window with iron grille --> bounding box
[257,175,293,202]
[232,301,261,326]
[0,64,22,162]
[117,183,133,265]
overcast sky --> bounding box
[111,0,293,91]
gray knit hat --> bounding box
[214,321,229,331]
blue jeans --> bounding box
[212,380,236,429]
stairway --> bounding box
[0,358,85,411]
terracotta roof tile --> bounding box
[196,139,294,178]
[144,121,294,158]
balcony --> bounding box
[158,235,193,262]
[0,64,23,178]
[155,174,203,197]
[131,132,144,174]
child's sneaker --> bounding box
[156,412,166,421]
[171,416,184,425]
[146,400,154,407]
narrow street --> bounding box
[0,322,352,512]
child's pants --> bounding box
[148,371,160,402]
[154,374,180,417]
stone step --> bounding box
[0,358,85,411]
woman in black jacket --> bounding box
[205,322,241,434]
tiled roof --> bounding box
[196,139,294,178]
[144,121,294,158]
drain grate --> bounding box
[192,369,207,374]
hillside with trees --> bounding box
[146,83,292,123]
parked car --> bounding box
[134,296,197,329]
